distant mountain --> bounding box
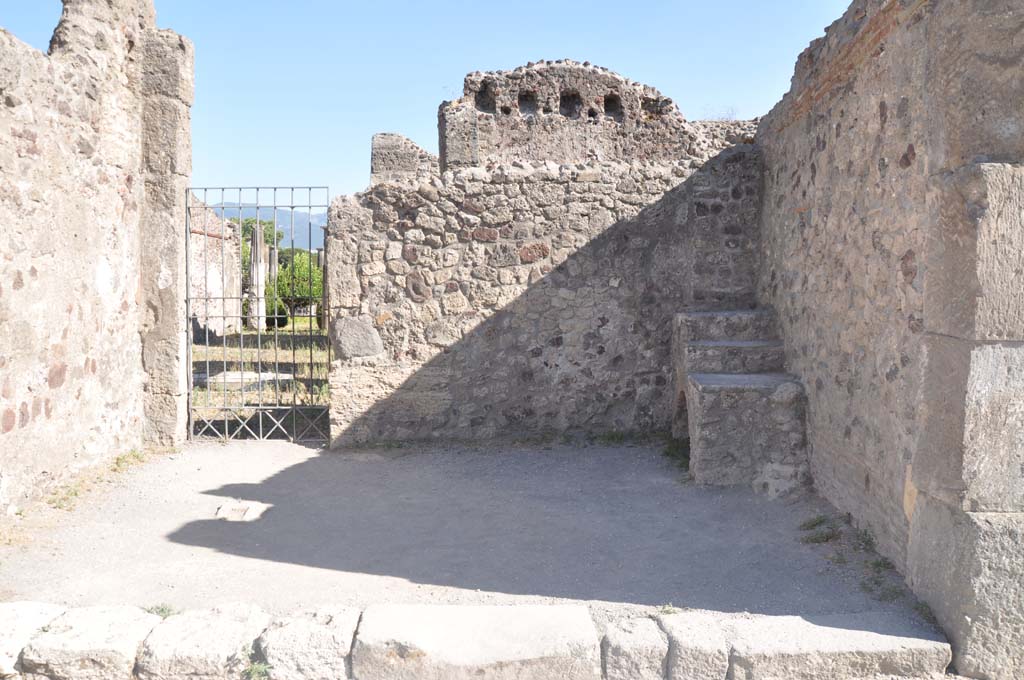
[211,203,327,250]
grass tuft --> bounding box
[242,660,272,680]
[662,437,690,470]
[145,604,178,619]
[111,449,145,473]
[853,528,876,552]
[657,603,680,615]
[800,526,841,544]
[798,514,831,531]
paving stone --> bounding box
[602,617,668,680]
[0,603,64,678]
[728,612,952,679]
[19,606,160,680]
[135,604,270,680]
[350,604,601,680]
[256,608,360,680]
[657,611,730,680]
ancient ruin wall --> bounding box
[329,68,759,444]
[0,1,191,512]
[439,60,751,170]
[757,1,1024,677]
[188,202,242,339]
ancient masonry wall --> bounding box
[756,1,1024,678]
[187,202,242,339]
[0,0,191,513]
[328,63,758,444]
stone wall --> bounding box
[756,1,1024,677]
[328,68,758,445]
[439,60,751,170]
[188,201,242,339]
[0,0,191,511]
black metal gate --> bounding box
[185,187,331,443]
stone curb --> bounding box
[0,602,952,680]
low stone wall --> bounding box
[0,601,950,680]
[0,1,192,510]
[327,142,761,445]
[756,0,1024,676]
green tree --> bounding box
[273,250,323,314]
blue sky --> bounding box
[5,1,847,195]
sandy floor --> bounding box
[0,440,928,625]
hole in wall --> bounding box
[604,94,624,123]
[500,105,512,116]
[559,90,583,118]
[518,91,538,116]
[587,108,599,121]
[475,80,497,114]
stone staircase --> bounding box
[672,309,810,497]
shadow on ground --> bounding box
[165,444,885,616]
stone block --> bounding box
[925,163,1024,341]
[331,316,385,360]
[683,340,785,374]
[141,30,195,105]
[728,612,950,679]
[0,602,64,678]
[135,604,270,680]
[20,606,160,680]
[350,604,601,680]
[256,608,361,680]
[601,617,667,680]
[685,372,809,497]
[915,336,1024,512]
[657,612,729,680]
[676,310,778,343]
[908,494,1024,680]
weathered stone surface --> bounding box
[657,612,729,680]
[256,608,360,680]
[0,602,64,678]
[0,0,192,511]
[332,316,385,360]
[601,617,667,680]
[135,604,270,680]
[676,310,777,343]
[686,372,809,497]
[328,114,761,445]
[439,60,755,170]
[728,612,950,679]
[20,606,160,680]
[908,495,1024,680]
[350,604,601,680]
[757,2,1024,676]
[683,340,785,375]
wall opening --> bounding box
[475,80,497,114]
[518,91,538,116]
[559,90,583,118]
[604,94,624,122]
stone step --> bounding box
[683,339,786,374]
[675,309,778,342]
[685,372,809,497]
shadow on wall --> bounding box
[330,146,761,445]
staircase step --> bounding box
[684,340,785,374]
[675,309,778,342]
[685,372,809,497]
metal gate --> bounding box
[185,187,331,443]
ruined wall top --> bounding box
[437,60,729,170]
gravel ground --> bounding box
[0,440,928,627]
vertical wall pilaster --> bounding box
[139,29,194,446]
